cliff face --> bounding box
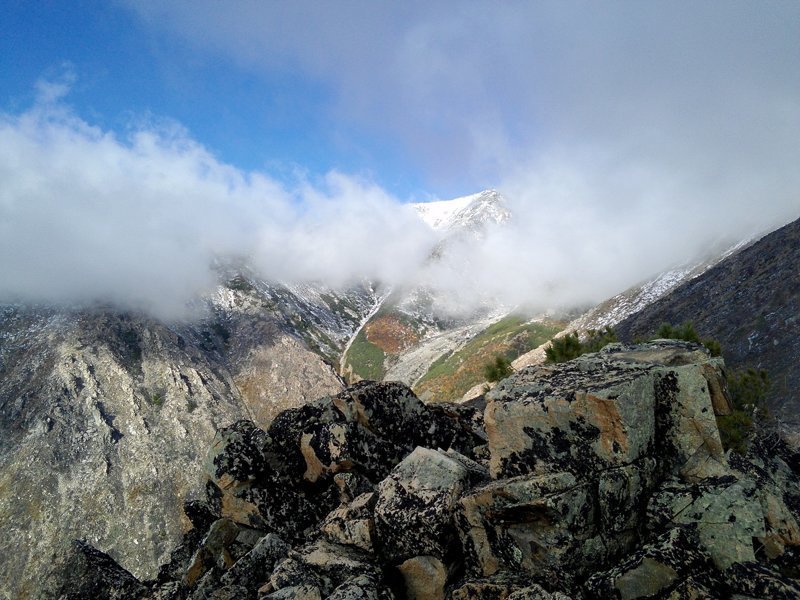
[0,299,344,599]
[614,216,800,420]
[56,341,800,599]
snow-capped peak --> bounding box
[412,189,511,232]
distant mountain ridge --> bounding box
[614,215,800,419]
[412,189,511,232]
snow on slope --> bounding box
[412,189,510,232]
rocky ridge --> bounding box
[614,214,800,419]
[0,277,380,599]
[58,340,800,599]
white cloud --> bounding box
[0,87,435,318]
[4,2,800,319]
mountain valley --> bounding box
[0,191,797,598]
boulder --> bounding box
[327,574,395,599]
[55,540,148,600]
[265,540,382,598]
[374,447,476,563]
[598,458,658,534]
[219,533,290,593]
[485,355,657,480]
[456,472,595,585]
[448,573,558,600]
[647,476,765,569]
[321,492,377,552]
[397,555,449,600]
[730,437,800,560]
[722,561,800,599]
[584,526,714,599]
[183,518,241,587]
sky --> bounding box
[1,1,799,318]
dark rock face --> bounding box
[55,344,800,599]
[614,215,800,419]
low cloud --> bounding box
[1,69,798,321]
[0,88,434,319]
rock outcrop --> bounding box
[54,341,800,599]
[0,293,348,598]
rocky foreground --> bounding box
[55,341,800,599]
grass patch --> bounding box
[344,328,386,381]
[415,316,563,401]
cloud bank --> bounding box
[0,88,434,318]
[2,3,800,319]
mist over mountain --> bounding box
[2,89,798,322]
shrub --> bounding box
[483,355,513,382]
[583,327,618,353]
[717,368,770,454]
[544,333,583,363]
[544,327,617,364]
[655,322,721,356]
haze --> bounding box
[1,2,798,318]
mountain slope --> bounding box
[341,190,513,385]
[0,276,381,598]
[614,215,800,419]
[412,189,511,232]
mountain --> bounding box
[339,189,561,401]
[614,215,800,420]
[2,185,789,597]
[412,188,511,233]
[56,343,800,599]
[0,279,380,598]
[0,190,518,596]
[510,237,755,372]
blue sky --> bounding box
[1,2,799,316]
[1,1,430,198]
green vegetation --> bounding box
[148,391,164,407]
[345,328,386,381]
[544,327,617,363]
[654,322,721,356]
[717,368,770,454]
[415,316,563,401]
[649,322,769,454]
[186,398,198,412]
[483,354,513,382]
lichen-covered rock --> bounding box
[598,459,658,534]
[486,341,730,484]
[457,472,595,585]
[205,421,271,492]
[722,561,800,599]
[321,492,377,552]
[374,447,475,563]
[184,518,241,587]
[507,584,574,599]
[397,555,449,600]
[647,476,765,569]
[327,574,395,599]
[651,367,728,482]
[485,355,657,480]
[448,573,551,600]
[730,437,800,560]
[584,526,714,599]
[266,540,383,597]
[218,533,290,594]
[55,540,149,600]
